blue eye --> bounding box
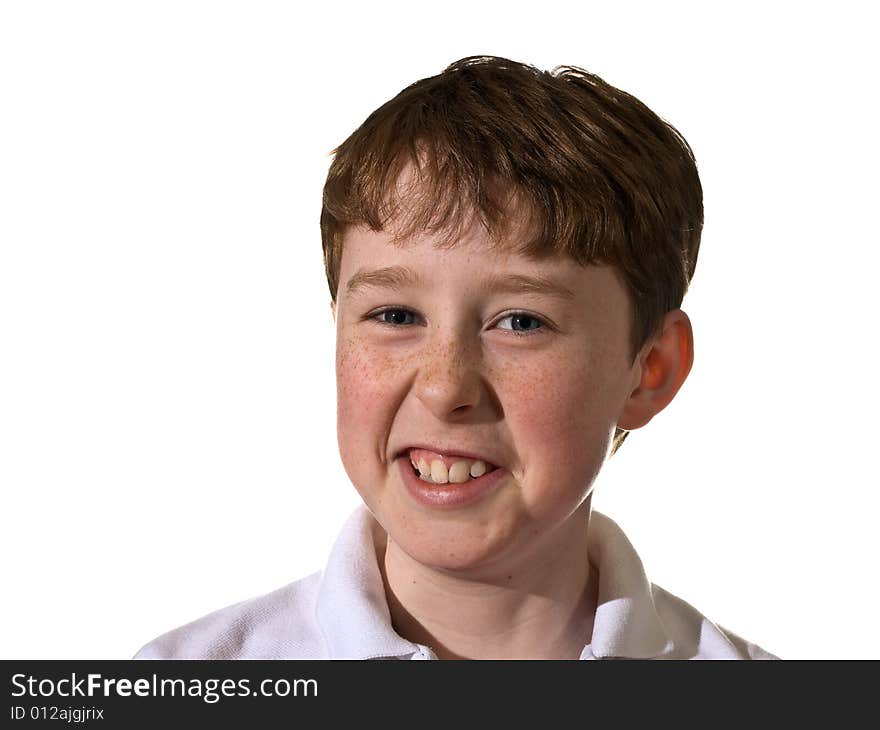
[369,308,547,335]
[373,308,416,326]
[496,313,544,333]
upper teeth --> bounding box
[411,455,490,484]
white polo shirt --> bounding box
[135,506,778,660]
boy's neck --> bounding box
[377,503,598,660]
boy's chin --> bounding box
[383,516,524,578]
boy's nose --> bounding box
[412,337,488,420]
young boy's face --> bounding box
[332,209,642,576]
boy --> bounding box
[137,56,777,660]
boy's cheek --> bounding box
[499,359,617,465]
[335,337,401,453]
[337,337,400,392]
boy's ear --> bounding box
[617,309,694,431]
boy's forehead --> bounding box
[338,221,629,318]
[340,218,564,277]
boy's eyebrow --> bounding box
[345,266,424,295]
[344,265,576,301]
[489,273,576,301]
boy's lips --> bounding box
[393,443,502,470]
[395,453,509,509]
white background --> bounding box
[1,1,877,660]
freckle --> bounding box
[507,575,512,581]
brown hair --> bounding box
[321,56,703,454]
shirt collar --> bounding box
[315,505,674,660]
[582,511,674,659]
[314,507,422,659]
